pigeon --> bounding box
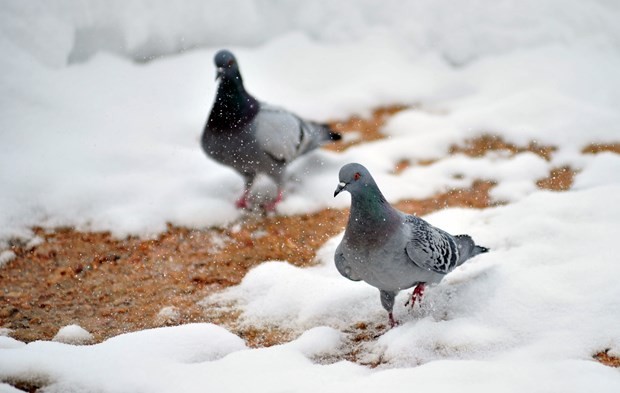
[333,163,488,327]
[202,49,341,210]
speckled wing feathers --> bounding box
[404,215,459,274]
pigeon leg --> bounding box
[380,290,398,327]
[405,283,426,308]
[235,174,255,209]
[388,312,399,328]
[263,189,283,212]
[235,189,250,209]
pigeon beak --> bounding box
[334,182,347,197]
[215,67,224,81]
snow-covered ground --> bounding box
[1,1,620,392]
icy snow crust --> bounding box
[2,0,620,392]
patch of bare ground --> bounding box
[5,381,42,393]
[450,134,556,161]
[594,350,620,368]
[325,105,408,151]
[536,141,620,193]
[536,166,576,191]
[582,143,620,155]
[450,135,580,192]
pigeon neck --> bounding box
[346,185,400,243]
[208,75,259,132]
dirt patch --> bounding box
[5,381,41,393]
[536,166,576,191]
[582,143,620,155]
[326,105,408,151]
[393,159,412,174]
[394,180,496,212]
[450,134,556,161]
[594,350,620,368]
[536,142,620,192]
[0,209,344,343]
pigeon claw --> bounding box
[235,191,250,209]
[262,189,283,213]
[405,283,426,308]
[388,312,399,328]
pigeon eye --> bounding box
[227,59,235,67]
[354,172,361,181]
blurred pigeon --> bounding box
[202,49,341,210]
[334,163,488,327]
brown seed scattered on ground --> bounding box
[395,180,496,213]
[393,159,412,174]
[594,350,620,368]
[391,158,440,175]
[582,143,620,155]
[326,105,408,151]
[536,166,576,191]
[450,134,556,161]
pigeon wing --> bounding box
[404,216,460,274]
[254,105,306,163]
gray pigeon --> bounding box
[334,163,488,327]
[202,49,341,210]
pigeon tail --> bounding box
[473,245,489,255]
[323,123,342,141]
[294,122,341,156]
[455,234,489,264]
[315,122,341,142]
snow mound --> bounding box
[53,325,94,345]
[0,324,248,392]
[0,251,16,268]
[0,336,25,350]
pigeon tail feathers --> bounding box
[313,122,342,143]
[329,131,342,141]
[319,123,342,141]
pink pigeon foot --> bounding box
[262,189,283,212]
[235,190,250,209]
[388,312,399,328]
[405,283,426,308]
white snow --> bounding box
[0,331,24,351]
[0,251,16,268]
[0,383,24,393]
[52,324,94,345]
[1,0,620,392]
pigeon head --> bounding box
[214,50,241,81]
[334,163,376,197]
